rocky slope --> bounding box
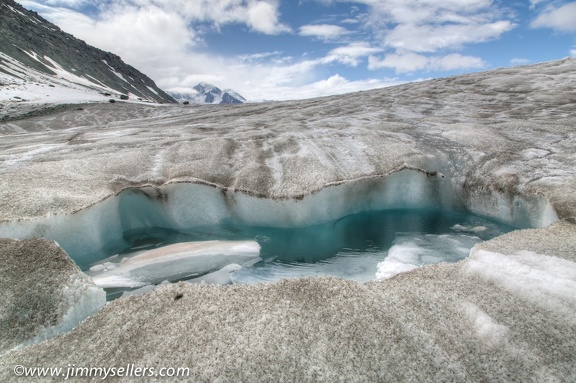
[0,0,175,104]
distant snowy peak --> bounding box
[0,0,175,104]
[222,89,247,104]
[169,83,247,105]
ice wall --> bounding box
[0,169,558,267]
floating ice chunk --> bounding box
[375,243,421,279]
[187,263,242,285]
[91,274,146,289]
[121,281,171,298]
[451,224,487,233]
[90,240,261,288]
[376,233,481,280]
[88,261,117,273]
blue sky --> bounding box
[18,0,576,101]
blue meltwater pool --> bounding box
[78,208,515,298]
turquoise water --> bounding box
[79,208,514,291]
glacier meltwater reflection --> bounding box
[79,208,514,298]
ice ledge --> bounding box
[0,168,559,267]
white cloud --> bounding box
[31,0,95,8]
[383,20,514,53]
[368,52,486,73]
[322,42,382,66]
[531,2,576,32]
[24,0,292,35]
[246,1,292,34]
[237,51,285,63]
[245,74,403,100]
[332,0,514,53]
[299,24,351,40]
[22,2,196,66]
[571,47,576,57]
[510,58,531,66]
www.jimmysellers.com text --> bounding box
[13,364,190,380]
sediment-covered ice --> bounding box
[0,238,105,355]
[89,240,261,288]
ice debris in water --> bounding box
[187,263,243,285]
[376,233,482,280]
[451,224,487,233]
[89,240,260,288]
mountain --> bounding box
[169,83,247,104]
[0,0,175,104]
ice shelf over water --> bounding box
[1,58,576,381]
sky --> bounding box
[17,0,576,101]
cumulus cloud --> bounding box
[246,1,291,34]
[335,0,514,53]
[24,0,292,35]
[321,42,382,66]
[383,20,514,53]
[368,52,486,73]
[254,74,403,100]
[299,24,351,40]
[510,58,532,66]
[531,2,576,32]
[22,1,196,66]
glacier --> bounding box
[0,58,575,381]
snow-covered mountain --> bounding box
[0,0,175,105]
[169,83,247,104]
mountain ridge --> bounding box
[169,82,247,104]
[0,0,175,104]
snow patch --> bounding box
[464,250,576,320]
[462,302,509,348]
